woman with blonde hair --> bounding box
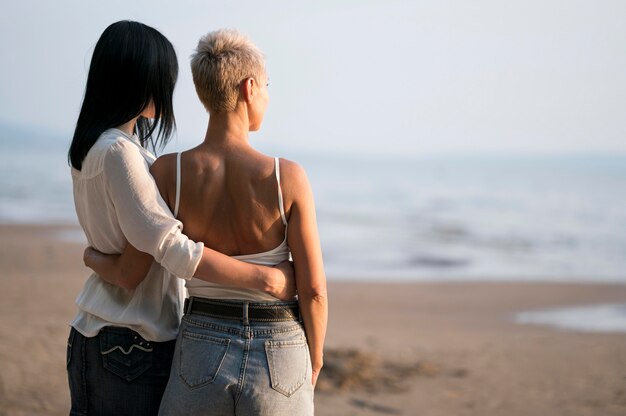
[153,28,328,415]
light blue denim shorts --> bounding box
[158,300,314,416]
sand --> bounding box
[1,223,625,415]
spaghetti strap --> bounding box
[174,152,181,218]
[274,157,287,227]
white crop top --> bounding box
[177,153,290,301]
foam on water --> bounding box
[515,304,626,333]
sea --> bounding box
[2,125,626,333]
[1,124,626,284]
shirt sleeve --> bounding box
[103,139,203,279]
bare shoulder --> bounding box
[150,153,178,202]
[150,153,177,178]
[277,158,314,213]
[277,158,310,189]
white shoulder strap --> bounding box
[275,157,287,226]
[174,152,181,218]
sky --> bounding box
[1,0,625,157]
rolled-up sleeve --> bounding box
[103,140,203,279]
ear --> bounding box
[140,100,156,119]
[240,77,256,103]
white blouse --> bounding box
[70,128,204,342]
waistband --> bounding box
[183,297,300,324]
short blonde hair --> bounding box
[191,29,265,113]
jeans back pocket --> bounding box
[99,327,153,382]
[265,339,309,397]
[178,330,231,389]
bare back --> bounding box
[153,144,287,257]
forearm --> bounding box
[193,247,294,299]
[299,289,328,372]
[84,246,153,290]
[194,248,263,287]
[84,248,126,287]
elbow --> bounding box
[126,275,147,290]
[311,291,328,305]
[120,279,141,291]
[115,277,141,291]
[299,288,328,305]
[118,268,146,291]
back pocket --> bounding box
[178,330,230,389]
[265,339,309,397]
[99,327,153,382]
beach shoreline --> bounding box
[1,223,625,415]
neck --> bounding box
[203,109,250,148]
[117,116,138,137]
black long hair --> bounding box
[68,20,178,170]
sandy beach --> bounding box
[1,223,625,416]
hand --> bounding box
[268,260,296,300]
[312,368,321,388]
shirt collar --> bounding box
[108,127,141,146]
[106,128,156,162]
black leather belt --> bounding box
[183,297,300,322]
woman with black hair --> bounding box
[66,21,294,416]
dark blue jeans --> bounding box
[67,326,176,416]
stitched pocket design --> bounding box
[265,339,309,397]
[178,330,230,389]
[99,328,153,382]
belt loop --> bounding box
[186,297,195,315]
[243,302,249,325]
